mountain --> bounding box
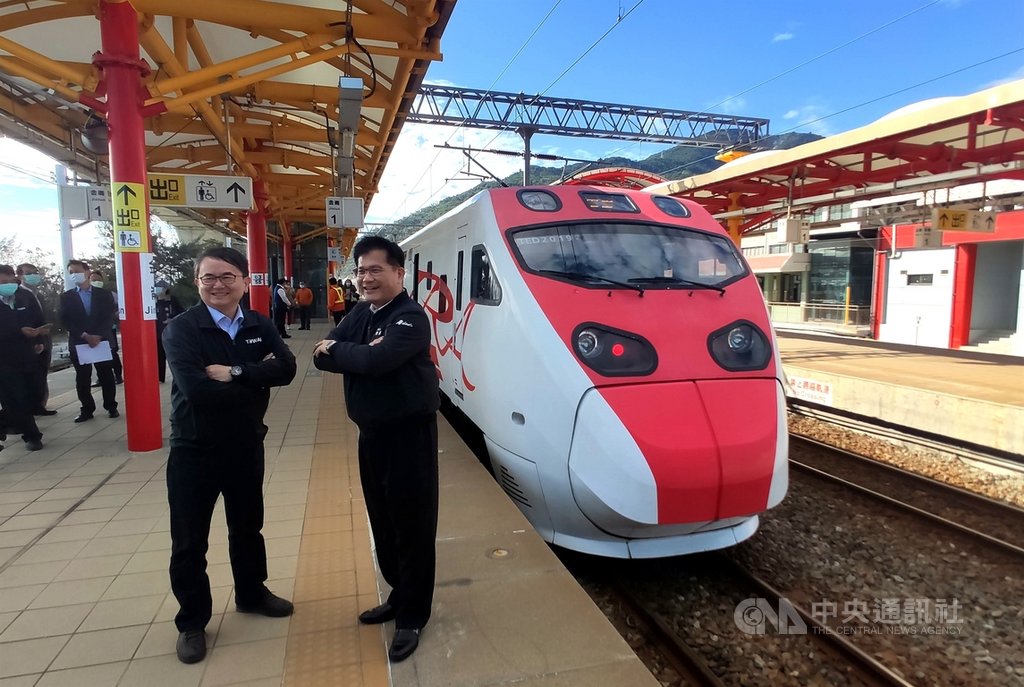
[374,132,822,242]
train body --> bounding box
[400,186,788,558]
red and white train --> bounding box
[400,185,788,558]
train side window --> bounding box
[426,260,433,289]
[412,253,420,302]
[439,274,448,314]
[471,245,502,305]
[456,250,464,311]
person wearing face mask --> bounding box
[0,264,45,451]
[15,263,56,416]
[294,281,313,330]
[59,260,119,423]
[154,280,183,383]
[90,270,123,385]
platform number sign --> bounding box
[326,196,343,228]
[112,182,149,253]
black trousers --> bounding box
[0,368,42,442]
[32,343,51,412]
[167,441,269,632]
[331,311,343,326]
[358,414,438,630]
[299,306,311,330]
[156,331,167,383]
[273,308,287,336]
[70,345,117,414]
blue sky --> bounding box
[2,0,1023,254]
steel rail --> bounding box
[715,554,917,687]
[790,438,1024,560]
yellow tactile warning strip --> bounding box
[282,373,389,687]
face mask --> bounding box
[22,274,42,287]
[69,272,86,285]
[153,287,165,297]
[90,280,104,289]
[0,283,18,297]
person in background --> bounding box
[283,281,296,330]
[60,259,119,423]
[154,280,183,383]
[327,276,345,326]
[0,264,45,451]
[294,281,314,330]
[15,263,56,416]
[343,278,360,317]
[162,246,297,664]
[90,270,123,385]
[313,236,440,663]
[272,278,292,339]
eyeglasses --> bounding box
[356,266,391,277]
[198,273,241,286]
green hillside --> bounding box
[375,132,821,242]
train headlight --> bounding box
[707,321,771,371]
[572,323,657,376]
[577,329,602,358]
[517,189,561,212]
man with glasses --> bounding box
[313,236,440,663]
[162,246,297,664]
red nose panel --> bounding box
[598,383,720,523]
[598,379,779,523]
[696,379,778,518]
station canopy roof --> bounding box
[647,79,1024,235]
[0,0,455,243]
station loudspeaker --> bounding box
[776,217,808,244]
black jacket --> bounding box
[162,303,297,448]
[59,286,116,345]
[0,288,45,369]
[314,290,439,428]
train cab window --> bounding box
[470,245,502,305]
[510,223,748,289]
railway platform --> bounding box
[777,331,1024,454]
[0,323,656,687]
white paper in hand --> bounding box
[75,341,113,364]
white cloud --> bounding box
[711,95,748,116]
[979,64,1024,90]
[772,32,794,43]
[0,139,57,189]
[777,104,833,137]
[366,123,526,224]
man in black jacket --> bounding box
[313,236,440,663]
[58,259,118,423]
[16,263,56,416]
[163,246,297,664]
[0,264,45,451]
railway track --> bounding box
[790,435,1024,560]
[602,556,917,687]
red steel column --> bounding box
[949,243,977,349]
[97,0,161,452]
[283,235,293,282]
[247,179,270,315]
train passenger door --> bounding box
[452,234,467,401]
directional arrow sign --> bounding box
[930,207,997,233]
[148,173,252,209]
[111,181,148,252]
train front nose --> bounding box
[567,380,784,535]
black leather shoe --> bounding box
[107,409,120,419]
[388,628,420,662]
[73,413,94,423]
[34,409,57,416]
[358,603,396,625]
[25,440,43,451]
[176,630,207,664]
[235,591,294,617]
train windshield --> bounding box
[510,223,747,288]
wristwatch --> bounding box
[229,365,244,380]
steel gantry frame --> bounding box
[407,84,770,184]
